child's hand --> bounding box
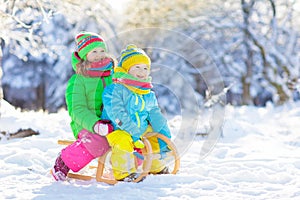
[133,139,145,149]
[93,120,113,136]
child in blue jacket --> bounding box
[101,44,171,182]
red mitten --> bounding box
[93,120,114,136]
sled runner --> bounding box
[57,132,180,185]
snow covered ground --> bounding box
[1,99,300,200]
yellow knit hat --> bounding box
[118,44,151,72]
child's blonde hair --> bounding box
[75,60,91,75]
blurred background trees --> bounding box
[0,0,299,115]
[0,0,117,111]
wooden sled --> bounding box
[57,132,180,185]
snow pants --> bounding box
[61,129,110,172]
[106,126,166,180]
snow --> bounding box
[1,99,300,199]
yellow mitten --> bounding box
[133,139,145,149]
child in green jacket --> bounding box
[51,32,114,181]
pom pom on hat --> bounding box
[118,44,151,72]
[75,31,107,60]
[126,44,138,50]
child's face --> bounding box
[128,64,150,80]
[86,47,107,62]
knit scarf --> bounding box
[86,58,113,77]
[112,70,153,95]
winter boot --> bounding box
[118,173,145,183]
[156,167,169,174]
[51,153,70,181]
[150,166,170,175]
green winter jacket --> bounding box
[65,74,112,138]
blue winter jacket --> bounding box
[101,83,171,145]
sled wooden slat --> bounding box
[57,139,74,145]
[67,173,93,181]
[67,172,118,185]
[96,177,118,185]
[95,150,118,185]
